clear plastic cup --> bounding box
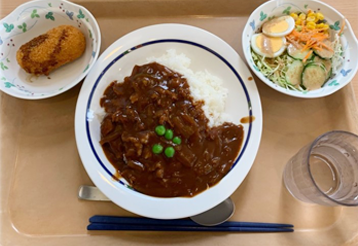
[283,131,358,206]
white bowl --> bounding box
[242,0,358,98]
[75,23,263,219]
[0,0,101,99]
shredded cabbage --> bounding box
[331,33,344,76]
[251,50,305,91]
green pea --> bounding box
[164,147,175,158]
[173,136,181,145]
[155,125,166,136]
[152,144,163,154]
[165,129,174,140]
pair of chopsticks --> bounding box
[87,215,294,232]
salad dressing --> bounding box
[256,34,283,57]
[240,116,256,124]
[263,16,290,34]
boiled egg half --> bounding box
[251,33,286,58]
[262,16,295,37]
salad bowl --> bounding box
[242,0,358,98]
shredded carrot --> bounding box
[312,46,323,51]
[320,42,334,51]
[338,19,346,36]
[301,40,314,51]
[302,50,313,63]
[286,36,302,49]
[285,18,335,55]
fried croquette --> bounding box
[16,25,86,76]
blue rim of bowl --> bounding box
[85,39,253,191]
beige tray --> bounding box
[2,0,358,245]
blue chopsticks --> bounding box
[87,215,294,232]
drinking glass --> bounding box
[283,131,358,206]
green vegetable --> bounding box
[165,129,173,140]
[152,144,163,154]
[173,136,181,145]
[155,125,166,136]
[251,49,305,91]
[285,60,304,86]
[313,56,332,81]
[287,44,313,60]
[301,63,327,90]
[331,34,344,75]
[313,40,334,59]
[164,147,175,158]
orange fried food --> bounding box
[16,25,86,76]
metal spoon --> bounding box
[78,185,235,226]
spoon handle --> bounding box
[78,185,110,201]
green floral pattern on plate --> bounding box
[45,12,55,21]
[282,6,291,15]
[4,82,15,88]
[31,9,40,18]
[17,23,27,32]
[328,80,339,86]
[330,21,341,30]
[0,62,8,70]
[260,11,267,21]
[77,9,85,19]
[3,23,14,33]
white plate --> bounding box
[75,23,262,219]
[0,0,101,100]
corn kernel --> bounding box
[299,13,306,20]
[317,23,329,30]
[316,23,325,29]
[306,22,316,30]
[290,13,298,20]
[307,12,316,17]
[306,16,316,22]
[316,12,324,21]
[295,19,302,25]
[307,9,313,14]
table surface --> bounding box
[1,0,358,246]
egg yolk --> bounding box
[263,16,291,34]
[269,20,289,33]
[256,34,283,56]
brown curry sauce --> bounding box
[100,62,244,197]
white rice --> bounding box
[146,49,231,127]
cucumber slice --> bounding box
[313,40,334,59]
[285,60,304,86]
[305,54,315,63]
[287,44,313,60]
[313,56,332,81]
[301,63,327,90]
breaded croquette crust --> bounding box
[16,25,86,76]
